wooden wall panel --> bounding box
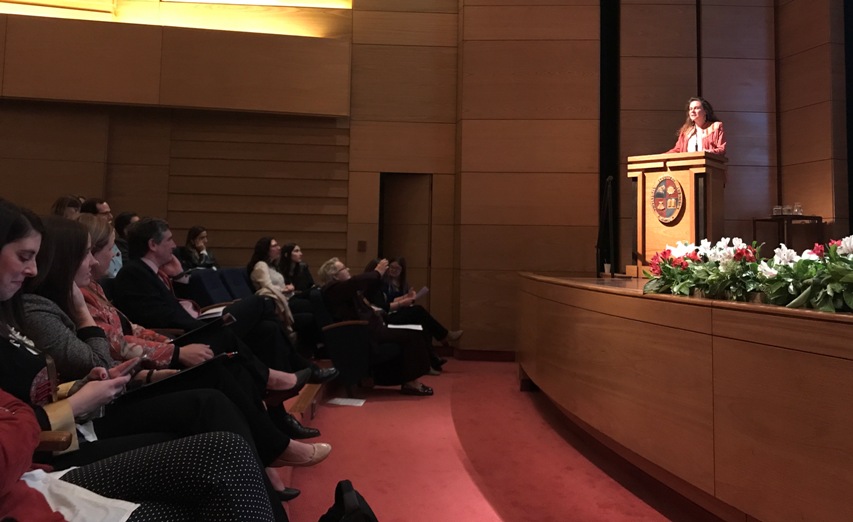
[0,16,6,94]
[620,57,698,111]
[714,338,853,522]
[460,225,598,272]
[353,11,456,46]
[460,120,598,174]
[0,159,105,212]
[460,172,598,226]
[461,40,599,120]
[620,4,696,57]
[462,5,598,41]
[777,0,847,233]
[107,165,169,220]
[350,45,456,122]
[459,1,599,350]
[354,0,457,13]
[779,102,834,167]
[431,174,454,226]
[3,16,162,104]
[349,121,456,174]
[347,172,380,224]
[701,59,775,113]
[0,101,108,212]
[702,5,773,59]
[160,27,351,116]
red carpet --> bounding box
[287,360,718,521]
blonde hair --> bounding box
[78,213,114,254]
[317,257,341,284]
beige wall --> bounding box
[1,2,849,352]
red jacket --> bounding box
[667,121,726,155]
[0,389,65,521]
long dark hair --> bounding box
[0,200,43,330]
[247,237,274,274]
[677,96,719,138]
[279,243,300,279]
[23,216,90,318]
[386,257,408,291]
[185,225,206,249]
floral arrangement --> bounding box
[643,236,853,313]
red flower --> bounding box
[733,245,756,263]
[811,243,825,257]
[829,239,841,247]
[672,256,688,270]
[686,251,700,262]
[649,249,672,276]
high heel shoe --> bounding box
[273,443,332,467]
[264,368,312,407]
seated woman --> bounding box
[318,257,433,396]
[248,237,324,357]
[2,388,283,521]
[7,211,329,493]
[364,257,460,373]
[175,225,219,271]
[280,243,317,299]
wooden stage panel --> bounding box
[714,338,853,522]
[520,279,714,494]
[518,274,853,522]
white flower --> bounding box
[838,235,853,256]
[801,250,820,261]
[698,239,713,257]
[716,237,731,250]
[773,244,800,266]
[666,241,697,258]
[718,259,736,273]
[758,260,778,278]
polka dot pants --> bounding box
[62,431,276,522]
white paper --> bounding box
[386,324,423,331]
[327,397,366,407]
[414,286,429,301]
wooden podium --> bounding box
[627,152,727,274]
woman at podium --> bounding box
[667,97,726,155]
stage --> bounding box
[517,274,853,522]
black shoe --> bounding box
[309,367,340,384]
[276,487,301,502]
[264,368,313,407]
[282,413,321,439]
[430,354,448,371]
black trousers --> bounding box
[372,326,430,385]
[385,305,449,342]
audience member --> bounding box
[80,197,121,277]
[280,243,317,299]
[175,225,219,271]
[1,390,286,522]
[364,257,459,373]
[49,195,81,220]
[113,211,139,264]
[319,257,433,396]
[247,237,324,354]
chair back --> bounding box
[220,268,255,299]
[175,269,231,308]
[309,288,334,328]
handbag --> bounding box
[317,480,379,522]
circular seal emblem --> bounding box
[651,176,683,224]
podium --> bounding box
[627,152,727,273]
